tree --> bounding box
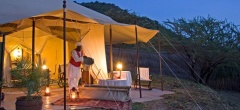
[164,16,240,84]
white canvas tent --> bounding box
[0,0,117,25]
[0,0,158,85]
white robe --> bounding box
[68,50,83,90]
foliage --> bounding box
[163,16,240,84]
[78,1,158,29]
[10,57,47,97]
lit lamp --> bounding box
[42,65,47,70]
[45,86,50,96]
[42,64,51,87]
[70,87,78,101]
[42,64,50,96]
[13,48,22,59]
[116,62,123,79]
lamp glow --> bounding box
[116,63,122,70]
[45,86,50,96]
[13,48,22,58]
[42,65,47,70]
[70,87,78,101]
[116,62,123,79]
[71,92,76,99]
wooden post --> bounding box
[158,31,163,91]
[63,0,67,109]
[32,20,35,70]
[0,32,5,109]
[135,23,142,98]
[110,25,113,79]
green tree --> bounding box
[164,16,240,84]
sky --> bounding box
[74,0,240,25]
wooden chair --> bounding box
[134,67,152,90]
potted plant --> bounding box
[10,57,47,110]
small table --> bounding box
[113,71,132,86]
[98,79,129,86]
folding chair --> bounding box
[134,67,152,90]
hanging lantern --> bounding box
[45,86,50,96]
[70,87,78,100]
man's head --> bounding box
[76,42,82,51]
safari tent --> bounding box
[0,0,158,86]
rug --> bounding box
[51,97,131,110]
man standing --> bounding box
[68,42,84,91]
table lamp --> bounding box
[116,62,122,79]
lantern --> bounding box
[13,47,22,59]
[45,86,50,96]
[70,87,78,100]
[116,62,123,79]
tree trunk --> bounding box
[182,46,198,81]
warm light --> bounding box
[116,62,122,70]
[45,97,50,105]
[71,92,76,99]
[42,65,47,70]
[45,86,50,96]
[13,48,22,58]
[46,87,50,93]
[70,87,78,100]
[116,62,123,79]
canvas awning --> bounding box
[104,24,158,44]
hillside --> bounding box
[77,1,158,29]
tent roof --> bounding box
[0,0,159,44]
[0,0,118,24]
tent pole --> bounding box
[135,23,142,98]
[158,31,163,91]
[110,25,113,79]
[63,0,67,110]
[0,33,5,109]
[32,19,35,70]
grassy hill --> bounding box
[131,75,240,110]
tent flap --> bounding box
[104,24,159,44]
